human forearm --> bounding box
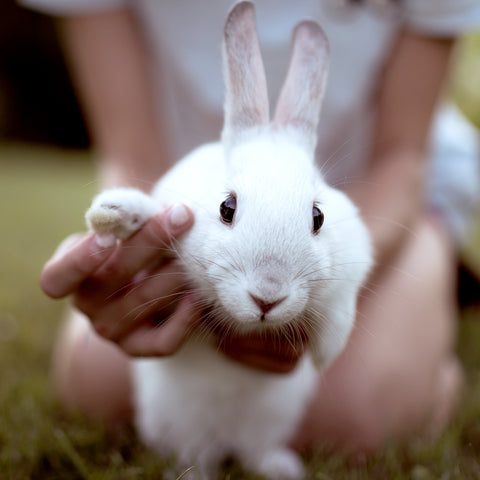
[59,9,172,190]
[347,148,427,268]
[350,30,454,268]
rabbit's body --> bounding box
[88,130,370,480]
[134,337,316,479]
[85,3,373,479]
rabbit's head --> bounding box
[187,2,372,369]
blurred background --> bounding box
[0,0,480,478]
[0,0,89,147]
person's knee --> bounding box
[337,404,387,453]
[334,359,432,453]
[51,309,133,424]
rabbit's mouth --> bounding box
[198,300,310,337]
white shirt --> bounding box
[20,0,480,241]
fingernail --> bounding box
[90,234,115,254]
[168,204,190,229]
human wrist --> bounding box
[98,157,169,192]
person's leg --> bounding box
[51,308,133,424]
[292,216,464,453]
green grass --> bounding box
[1,143,480,480]
[453,33,480,129]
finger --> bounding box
[49,233,86,261]
[220,345,300,373]
[218,332,305,374]
[227,351,300,373]
[41,233,116,298]
[94,204,193,291]
[76,260,186,338]
[117,294,201,356]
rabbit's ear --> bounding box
[274,21,329,150]
[222,1,269,145]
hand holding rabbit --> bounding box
[41,204,201,357]
[41,187,305,370]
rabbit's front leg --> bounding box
[85,187,160,247]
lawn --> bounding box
[0,142,480,480]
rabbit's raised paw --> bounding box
[85,188,158,247]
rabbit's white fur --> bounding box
[85,3,372,479]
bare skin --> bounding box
[42,8,464,452]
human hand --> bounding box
[217,328,308,374]
[41,204,200,356]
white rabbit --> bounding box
[85,2,373,479]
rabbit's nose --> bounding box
[249,293,286,315]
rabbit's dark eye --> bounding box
[312,204,324,234]
[220,194,237,224]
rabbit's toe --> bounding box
[86,188,158,242]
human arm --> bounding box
[348,30,454,268]
[59,7,173,189]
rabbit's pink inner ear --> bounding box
[222,1,269,143]
[274,21,329,146]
